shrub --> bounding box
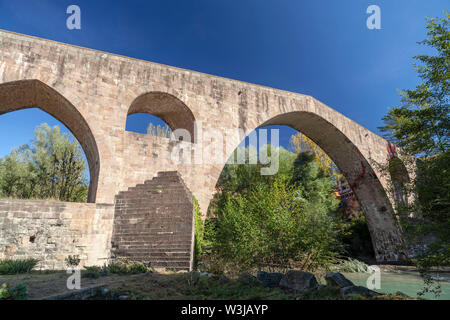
[0,283,28,300]
[83,266,105,279]
[105,260,152,275]
[0,259,39,274]
[65,255,80,267]
[194,197,212,269]
[331,258,369,273]
[340,216,375,259]
[212,177,343,273]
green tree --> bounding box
[212,177,342,273]
[290,152,340,214]
[290,132,342,183]
[380,12,449,156]
[0,124,88,202]
[209,151,342,273]
[0,150,34,198]
[379,12,450,277]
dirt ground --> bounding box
[1,268,422,300]
[0,271,155,299]
[0,271,295,300]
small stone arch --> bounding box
[127,92,196,142]
[0,79,100,203]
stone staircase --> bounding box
[111,171,195,271]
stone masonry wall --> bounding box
[0,29,409,262]
[111,171,195,271]
[0,199,114,269]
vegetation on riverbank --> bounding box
[0,269,420,300]
[378,11,450,295]
[0,124,88,202]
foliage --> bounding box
[193,197,210,269]
[216,145,297,196]
[65,255,81,268]
[378,12,450,295]
[86,260,153,276]
[179,274,290,300]
[379,12,449,157]
[211,173,343,273]
[0,283,28,300]
[290,152,340,213]
[381,12,450,274]
[0,259,39,275]
[0,124,89,202]
[147,122,173,139]
[83,265,108,279]
[331,258,369,273]
[290,132,342,183]
[340,215,375,259]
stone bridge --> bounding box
[0,29,407,268]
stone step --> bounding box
[114,251,190,258]
[113,243,191,250]
[111,170,194,270]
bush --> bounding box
[0,259,38,274]
[193,197,204,269]
[331,258,369,273]
[211,178,343,273]
[0,283,28,300]
[340,216,375,259]
[65,255,80,267]
[82,261,152,278]
[83,266,105,279]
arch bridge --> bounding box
[0,30,407,268]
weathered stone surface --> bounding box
[257,271,284,288]
[0,29,410,263]
[0,199,114,269]
[279,270,319,292]
[340,286,381,299]
[238,272,260,286]
[324,272,354,288]
[111,171,195,271]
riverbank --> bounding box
[0,269,422,300]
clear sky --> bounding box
[0,0,448,159]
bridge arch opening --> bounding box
[126,92,196,142]
[207,111,406,263]
[0,80,100,203]
[258,111,405,262]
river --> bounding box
[344,270,450,300]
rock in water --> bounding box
[279,270,319,292]
[324,272,354,288]
[340,286,381,299]
[256,271,284,288]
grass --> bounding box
[101,272,294,300]
[330,258,369,273]
[83,260,153,279]
[0,269,419,300]
[0,259,39,275]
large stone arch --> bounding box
[126,91,196,142]
[209,110,408,263]
[0,80,100,203]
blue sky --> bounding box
[0,0,448,159]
